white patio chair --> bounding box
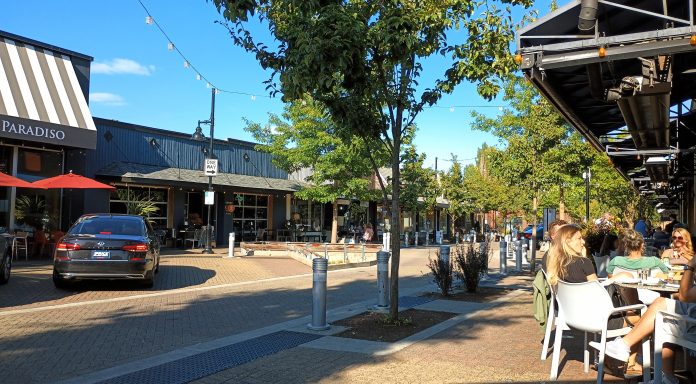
[613,266,662,305]
[540,269,563,361]
[552,280,648,383]
[593,254,610,278]
[653,310,696,383]
[12,232,28,261]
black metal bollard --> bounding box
[307,257,330,330]
[376,251,390,308]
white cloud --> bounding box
[92,58,154,75]
[90,92,126,106]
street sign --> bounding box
[204,159,218,176]
[205,191,215,205]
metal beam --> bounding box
[521,26,694,56]
[598,0,691,25]
[526,37,696,70]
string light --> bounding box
[138,0,272,99]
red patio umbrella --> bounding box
[31,171,115,190]
[32,171,115,226]
[0,172,41,188]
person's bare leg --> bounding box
[622,297,667,347]
[661,344,676,376]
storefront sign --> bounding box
[205,191,215,205]
[0,115,96,149]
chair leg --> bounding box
[596,339,605,384]
[541,302,555,360]
[550,320,564,380]
[583,331,590,373]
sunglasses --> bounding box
[672,236,685,241]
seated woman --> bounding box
[546,225,641,374]
[661,227,695,267]
[608,229,670,278]
[599,254,696,384]
[362,223,374,243]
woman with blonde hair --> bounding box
[661,227,695,266]
[545,224,596,286]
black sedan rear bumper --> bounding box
[54,259,153,280]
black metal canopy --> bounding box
[518,0,696,200]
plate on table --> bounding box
[642,277,661,285]
[616,277,640,284]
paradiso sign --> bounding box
[0,115,96,149]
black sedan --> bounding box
[53,214,160,289]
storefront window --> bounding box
[110,186,168,228]
[231,193,269,241]
[14,148,62,234]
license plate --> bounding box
[92,250,110,259]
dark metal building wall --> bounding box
[89,119,289,180]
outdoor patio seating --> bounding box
[540,269,561,362]
[12,232,28,261]
[551,280,648,383]
[185,228,203,249]
[612,267,661,305]
[592,255,610,278]
[653,310,696,383]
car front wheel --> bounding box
[0,251,10,284]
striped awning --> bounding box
[0,36,96,149]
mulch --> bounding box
[333,308,457,342]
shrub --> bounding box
[428,249,454,296]
[454,243,489,293]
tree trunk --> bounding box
[389,156,401,319]
[331,200,338,243]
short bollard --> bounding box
[439,244,450,266]
[455,232,460,244]
[307,258,330,331]
[375,251,390,309]
[499,241,507,275]
[226,232,235,258]
[404,232,409,248]
[515,240,522,271]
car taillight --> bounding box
[122,243,148,252]
[56,243,81,251]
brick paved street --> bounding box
[0,248,437,383]
[0,246,633,383]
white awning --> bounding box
[0,37,96,148]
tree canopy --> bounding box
[212,0,534,318]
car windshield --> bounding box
[69,216,145,236]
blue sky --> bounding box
[1,0,552,171]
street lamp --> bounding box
[582,167,591,223]
[192,87,216,254]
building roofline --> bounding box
[93,117,259,149]
[0,30,93,61]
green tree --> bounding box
[213,0,533,318]
[245,97,384,242]
[400,147,439,244]
[473,76,578,272]
[440,157,471,239]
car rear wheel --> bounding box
[52,269,70,289]
[141,269,155,288]
[0,251,10,284]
